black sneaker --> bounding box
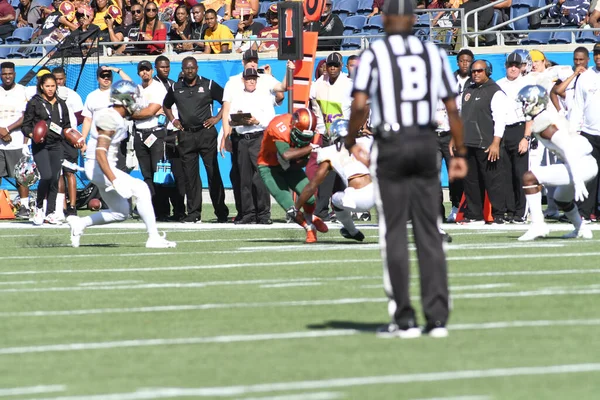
[234,217,256,225]
[376,322,421,339]
[359,212,371,221]
[511,216,525,224]
[257,218,273,225]
[217,216,229,223]
[15,207,30,220]
[422,322,449,338]
[181,215,201,224]
[487,217,505,225]
[340,227,365,242]
[441,232,453,243]
[168,214,186,222]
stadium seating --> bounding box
[510,5,530,32]
[37,0,53,6]
[253,17,267,27]
[6,47,27,59]
[343,15,367,33]
[576,30,599,44]
[363,14,383,32]
[5,27,34,44]
[0,46,10,59]
[549,30,575,44]
[258,2,271,17]
[28,46,44,58]
[223,19,241,34]
[163,21,171,33]
[341,34,362,50]
[357,0,374,15]
[520,30,551,44]
[9,0,19,7]
[414,13,430,28]
[333,0,358,18]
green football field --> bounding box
[1,208,600,400]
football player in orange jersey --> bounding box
[257,108,329,243]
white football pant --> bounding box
[332,183,375,234]
[531,155,598,203]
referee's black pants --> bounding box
[436,131,463,217]
[577,132,600,219]
[134,128,169,219]
[177,128,229,221]
[231,131,270,222]
[503,123,529,219]
[374,132,449,328]
[463,146,508,220]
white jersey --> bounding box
[0,83,27,150]
[57,86,83,129]
[85,108,128,163]
[316,136,372,186]
[532,108,592,162]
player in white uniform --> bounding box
[516,85,597,241]
[294,119,374,241]
[67,81,176,249]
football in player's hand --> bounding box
[33,120,48,144]
[64,128,84,147]
[88,198,102,211]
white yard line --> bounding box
[449,269,600,277]
[234,392,344,400]
[20,363,600,399]
[0,260,381,276]
[78,281,143,287]
[0,281,39,286]
[409,397,491,400]
[0,385,65,396]
[3,319,600,355]
[260,283,323,289]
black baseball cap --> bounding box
[594,43,600,53]
[243,68,259,79]
[97,67,113,79]
[243,49,259,61]
[137,60,152,71]
[326,52,342,66]
[506,51,523,64]
[383,0,414,16]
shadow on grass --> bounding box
[306,320,383,333]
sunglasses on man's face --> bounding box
[132,9,142,13]
[471,68,485,74]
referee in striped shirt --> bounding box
[346,0,467,339]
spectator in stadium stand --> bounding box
[203,8,234,54]
[169,5,193,53]
[454,0,494,49]
[549,0,590,27]
[257,3,278,53]
[16,0,43,29]
[66,5,100,54]
[223,0,258,20]
[202,0,226,17]
[232,13,264,53]
[367,0,383,18]
[32,0,78,44]
[139,1,166,55]
[111,1,142,55]
[0,0,16,42]
[315,59,327,81]
[590,2,600,33]
[101,6,124,53]
[92,0,120,31]
[313,0,344,52]
[190,4,207,53]
[119,0,133,26]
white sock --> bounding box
[55,193,65,217]
[526,191,544,224]
[564,206,583,231]
[20,197,29,209]
[335,208,359,235]
[136,194,159,237]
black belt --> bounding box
[136,126,164,134]
[506,122,525,128]
[182,124,206,131]
[234,130,264,140]
[436,130,451,137]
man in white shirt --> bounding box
[221,67,287,224]
[53,66,84,220]
[496,51,534,223]
[0,61,30,219]
[220,49,287,221]
[551,47,588,119]
[569,43,600,221]
[130,60,170,221]
[81,66,132,172]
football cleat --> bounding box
[44,212,64,225]
[340,227,365,242]
[518,223,550,241]
[68,217,85,248]
[312,216,329,233]
[305,228,317,244]
[146,232,177,248]
[562,228,593,239]
[32,208,45,226]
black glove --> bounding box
[286,206,299,221]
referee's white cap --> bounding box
[383,0,414,16]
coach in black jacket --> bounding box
[461,60,508,223]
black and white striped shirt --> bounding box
[353,35,457,133]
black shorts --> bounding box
[62,140,79,173]
[0,148,22,178]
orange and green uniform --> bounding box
[258,114,318,210]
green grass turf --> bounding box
[1,210,599,399]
